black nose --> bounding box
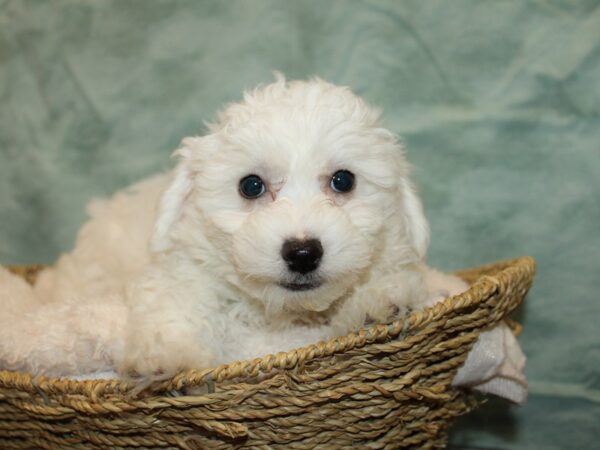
[281,239,323,274]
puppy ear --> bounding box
[400,178,430,261]
[150,138,200,253]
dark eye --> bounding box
[330,170,355,193]
[239,174,266,199]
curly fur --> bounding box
[1,76,466,379]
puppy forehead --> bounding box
[221,107,384,169]
[200,80,403,186]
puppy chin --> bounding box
[276,277,355,313]
[235,271,358,315]
[277,272,323,292]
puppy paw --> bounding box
[362,303,411,326]
[117,327,213,379]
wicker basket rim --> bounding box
[0,255,535,396]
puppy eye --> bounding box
[330,170,355,193]
[239,174,266,199]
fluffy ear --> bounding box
[400,178,430,261]
[150,138,201,253]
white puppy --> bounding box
[3,76,447,378]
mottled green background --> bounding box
[1,1,599,448]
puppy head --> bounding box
[152,77,429,315]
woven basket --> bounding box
[0,256,535,449]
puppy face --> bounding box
[152,78,429,316]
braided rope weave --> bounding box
[0,256,535,449]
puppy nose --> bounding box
[281,239,323,274]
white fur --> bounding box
[0,77,461,378]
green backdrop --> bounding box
[1,1,599,448]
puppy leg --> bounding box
[422,267,469,307]
[329,267,428,335]
[117,262,217,378]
